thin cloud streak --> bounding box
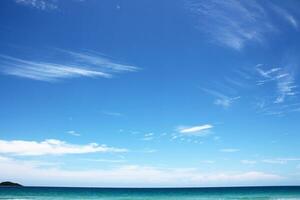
[83,159,126,163]
[141,133,155,141]
[220,148,240,153]
[270,4,298,29]
[241,160,257,165]
[241,158,300,165]
[64,50,138,72]
[102,111,123,117]
[0,50,139,82]
[177,124,213,136]
[67,131,80,137]
[178,124,212,133]
[262,158,300,165]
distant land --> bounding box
[0,181,23,187]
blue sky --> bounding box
[0,0,300,187]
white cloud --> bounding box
[262,158,300,165]
[144,133,154,137]
[220,148,240,153]
[15,0,57,10]
[141,133,154,141]
[214,96,240,108]
[186,0,274,50]
[213,136,221,141]
[0,50,139,82]
[256,67,281,79]
[275,76,297,104]
[0,56,110,81]
[202,88,240,108]
[224,77,249,88]
[0,155,11,161]
[141,137,153,141]
[102,111,123,117]
[178,124,212,133]
[240,158,300,165]
[256,65,297,104]
[262,159,286,164]
[64,50,138,72]
[177,124,213,136]
[83,159,126,163]
[0,157,283,187]
[67,130,80,137]
[186,0,299,50]
[241,160,257,165]
[143,149,157,153]
[0,139,127,156]
[200,160,215,164]
[270,4,298,29]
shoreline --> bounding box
[2,185,300,189]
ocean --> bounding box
[0,186,300,199]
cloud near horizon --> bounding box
[0,156,283,187]
[0,139,127,156]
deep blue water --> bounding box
[0,186,300,199]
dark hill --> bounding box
[0,181,23,187]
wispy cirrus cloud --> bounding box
[255,64,297,104]
[15,0,58,10]
[177,124,213,136]
[214,96,241,108]
[186,0,273,50]
[0,139,127,156]
[270,4,298,29]
[63,50,138,72]
[0,50,139,82]
[202,88,240,108]
[201,62,299,116]
[0,55,111,81]
[186,0,298,50]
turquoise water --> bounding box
[0,186,300,199]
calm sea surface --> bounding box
[0,186,300,199]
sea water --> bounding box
[0,186,300,199]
